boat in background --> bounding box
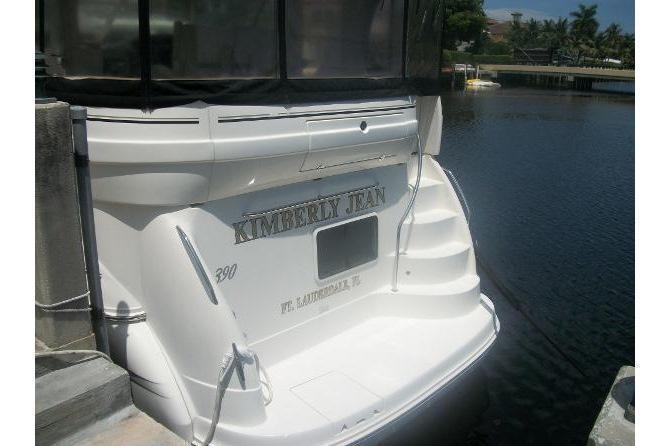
[466,78,502,89]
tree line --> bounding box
[443,1,634,68]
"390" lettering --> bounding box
[215,263,237,283]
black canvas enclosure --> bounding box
[38,0,445,109]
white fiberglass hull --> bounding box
[89,97,499,445]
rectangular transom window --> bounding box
[316,216,378,280]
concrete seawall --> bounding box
[35,101,95,351]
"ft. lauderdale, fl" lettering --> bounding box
[280,275,361,315]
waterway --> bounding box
[433,87,634,445]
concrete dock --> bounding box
[588,366,635,446]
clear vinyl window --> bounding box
[285,0,404,79]
[316,216,378,280]
[149,0,278,79]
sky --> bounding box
[484,0,635,33]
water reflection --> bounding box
[433,87,634,445]
[382,366,491,446]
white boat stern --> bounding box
[194,292,498,446]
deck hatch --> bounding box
[316,215,378,280]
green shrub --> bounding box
[472,54,514,64]
[443,50,472,64]
[442,50,514,66]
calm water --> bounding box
[435,87,634,445]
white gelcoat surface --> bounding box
[92,97,499,445]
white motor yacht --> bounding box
[41,1,499,445]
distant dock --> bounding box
[442,64,634,92]
[477,64,634,80]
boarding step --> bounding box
[401,208,462,251]
[411,177,452,213]
[36,356,185,446]
[396,241,472,285]
[400,274,480,296]
[393,275,481,318]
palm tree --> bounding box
[540,18,570,49]
[602,23,623,55]
[555,17,570,48]
[526,18,541,45]
[591,24,625,64]
[541,19,556,47]
[570,4,599,39]
[603,23,623,40]
[509,19,526,49]
[620,33,635,67]
[594,31,608,61]
[569,4,599,65]
[542,19,555,33]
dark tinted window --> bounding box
[36,0,43,52]
[406,0,444,79]
[286,0,403,79]
[150,0,278,79]
[317,216,378,280]
[43,0,140,78]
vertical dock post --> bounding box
[71,106,110,355]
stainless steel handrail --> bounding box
[442,167,471,224]
[104,313,148,323]
[176,225,218,305]
[392,133,423,292]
